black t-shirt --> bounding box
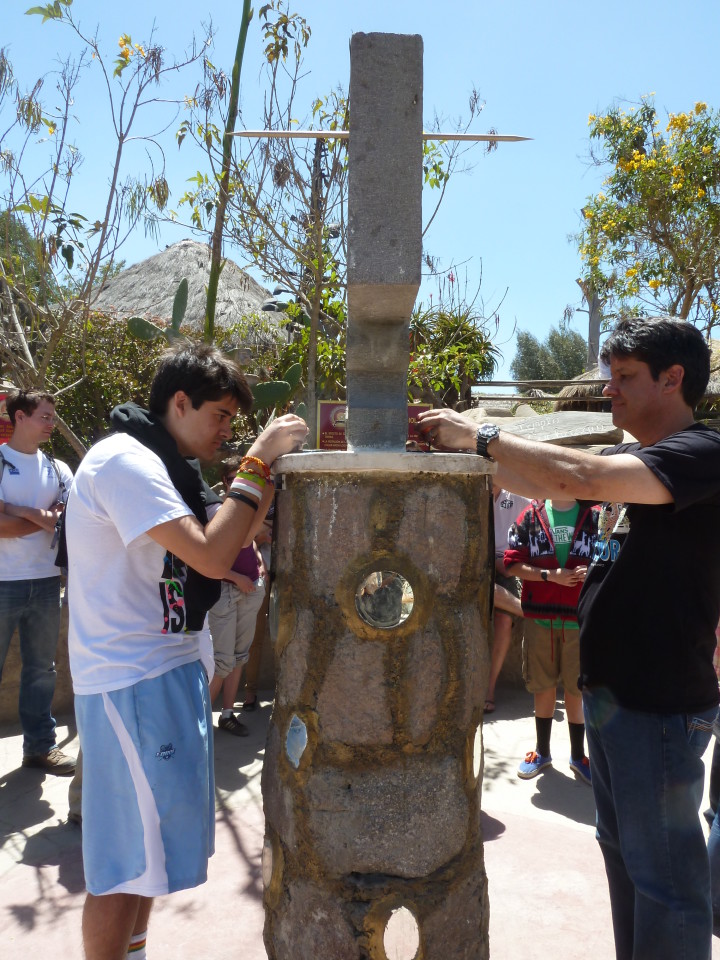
[578,423,720,712]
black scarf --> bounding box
[110,402,222,630]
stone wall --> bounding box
[262,454,494,960]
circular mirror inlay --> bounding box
[285,713,307,768]
[261,838,273,888]
[472,722,483,780]
[383,905,420,960]
[355,570,414,628]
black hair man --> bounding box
[419,317,720,960]
[66,342,307,960]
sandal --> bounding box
[484,699,496,714]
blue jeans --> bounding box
[583,687,716,960]
[0,577,61,756]
[707,736,720,917]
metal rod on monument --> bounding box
[231,129,531,142]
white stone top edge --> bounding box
[275,450,496,476]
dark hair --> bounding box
[148,342,253,416]
[6,389,55,426]
[600,316,710,408]
[220,454,244,480]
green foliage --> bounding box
[47,313,164,466]
[408,281,500,409]
[127,278,188,343]
[251,379,292,409]
[25,1,72,24]
[510,320,587,384]
[579,97,720,331]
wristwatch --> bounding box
[541,570,549,582]
[475,423,500,460]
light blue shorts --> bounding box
[75,660,215,896]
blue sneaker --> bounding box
[569,756,592,785]
[517,750,552,779]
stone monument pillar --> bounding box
[261,33,494,960]
[346,33,423,451]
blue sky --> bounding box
[4,0,719,377]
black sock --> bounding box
[535,716,553,757]
[568,722,586,762]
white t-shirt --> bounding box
[67,432,209,695]
[493,489,531,559]
[0,443,73,580]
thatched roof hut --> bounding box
[555,366,609,413]
[92,239,271,332]
[556,340,720,413]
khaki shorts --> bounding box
[522,619,581,694]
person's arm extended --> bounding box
[417,408,671,505]
[0,500,63,537]
[148,414,306,578]
[493,582,522,617]
[505,561,587,587]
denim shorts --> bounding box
[75,660,215,896]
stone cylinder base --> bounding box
[262,452,494,960]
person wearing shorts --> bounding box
[65,342,307,960]
[504,497,600,784]
[207,456,271,738]
[485,486,531,714]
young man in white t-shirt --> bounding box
[0,390,75,774]
[66,342,307,960]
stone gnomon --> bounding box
[258,33,524,960]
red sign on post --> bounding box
[317,401,431,450]
[0,393,13,443]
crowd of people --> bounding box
[2,315,720,960]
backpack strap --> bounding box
[0,448,18,488]
[43,452,67,503]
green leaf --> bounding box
[127,316,166,342]
[171,278,188,331]
[284,361,303,390]
[252,380,291,409]
[60,243,74,269]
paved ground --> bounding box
[1,686,719,959]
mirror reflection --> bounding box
[355,570,414,628]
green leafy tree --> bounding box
[578,97,720,331]
[409,273,501,409]
[510,318,587,384]
[176,0,489,440]
[0,4,208,455]
[46,313,163,467]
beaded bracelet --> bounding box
[240,455,271,482]
[230,469,266,504]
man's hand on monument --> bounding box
[417,408,476,452]
[249,413,308,466]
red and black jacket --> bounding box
[503,500,601,622]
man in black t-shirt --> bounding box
[419,317,720,960]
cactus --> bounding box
[251,380,292,409]
[127,278,188,343]
[251,361,307,443]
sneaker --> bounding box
[22,747,76,776]
[569,756,592,785]
[517,750,552,780]
[217,713,249,737]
